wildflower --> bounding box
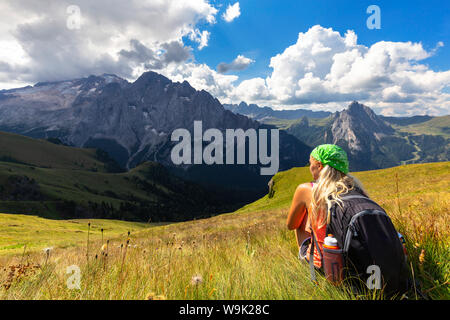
[43,247,53,255]
[419,249,425,264]
[146,292,156,300]
[101,244,107,252]
[145,292,166,300]
[191,274,203,286]
[208,288,216,297]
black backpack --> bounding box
[309,188,410,297]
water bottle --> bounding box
[323,234,344,285]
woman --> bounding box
[286,144,367,269]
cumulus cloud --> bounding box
[0,0,217,86]
[221,25,449,115]
[217,55,254,73]
[189,29,211,50]
[156,25,450,115]
[223,2,241,22]
[1,1,448,117]
[161,62,238,100]
[232,78,273,102]
[119,40,192,71]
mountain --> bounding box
[286,101,449,171]
[0,72,312,203]
[223,101,331,121]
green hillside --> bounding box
[0,131,112,172]
[0,132,235,222]
[0,160,230,221]
[236,161,450,214]
[392,115,450,139]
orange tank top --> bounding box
[306,181,326,268]
[306,224,326,268]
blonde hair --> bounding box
[310,164,368,230]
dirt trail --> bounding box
[402,135,421,165]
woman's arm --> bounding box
[286,184,310,230]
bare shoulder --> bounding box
[296,182,313,191]
[293,182,313,198]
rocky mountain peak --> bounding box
[326,101,395,155]
[335,101,394,135]
[238,101,248,108]
[134,71,171,87]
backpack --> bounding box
[309,188,410,297]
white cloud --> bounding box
[0,0,217,87]
[161,62,238,100]
[0,2,448,118]
[222,25,450,116]
[217,55,254,73]
[232,78,273,103]
[156,25,449,116]
[222,2,241,22]
[189,29,211,50]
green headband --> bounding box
[310,144,349,174]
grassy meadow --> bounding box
[0,214,155,256]
[0,131,108,171]
[392,115,450,139]
[0,161,448,300]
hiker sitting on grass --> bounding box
[286,144,367,269]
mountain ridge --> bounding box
[284,101,449,171]
[0,71,312,203]
[223,101,331,121]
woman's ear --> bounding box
[318,162,324,171]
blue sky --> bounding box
[190,0,449,82]
[0,0,449,115]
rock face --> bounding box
[325,101,395,153]
[0,71,311,198]
[286,101,427,171]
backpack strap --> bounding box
[309,229,323,284]
[340,194,380,207]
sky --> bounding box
[0,0,449,116]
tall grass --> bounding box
[0,162,448,300]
